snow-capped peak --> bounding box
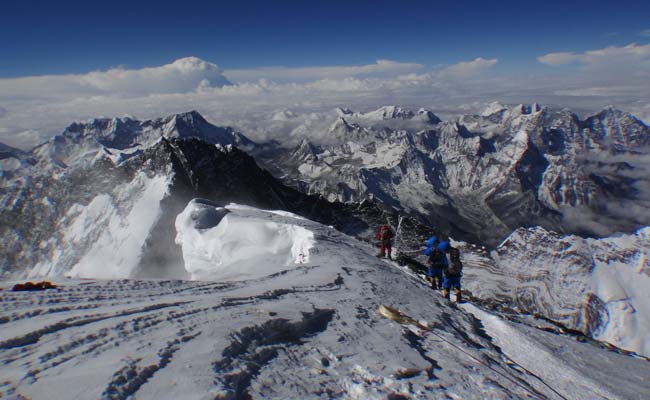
[329,116,352,132]
[362,105,415,121]
[328,116,366,136]
[416,108,442,124]
[28,111,253,169]
[291,138,321,162]
[480,101,507,117]
[271,109,298,121]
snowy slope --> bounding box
[460,226,650,358]
[462,303,650,400]
[2,203,649,400]
[28,172,173,279]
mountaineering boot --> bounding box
[443,289,450,300]
[454,289,462,303]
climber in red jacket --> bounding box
[376,224,394,259]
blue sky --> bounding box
[2,0,649,77]
[1,0,650,149]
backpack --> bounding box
[446,248,463,276]
[428,248,446,266]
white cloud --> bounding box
[538,43,650,67]
[224,59,423,82]
[0,54,648,150]
[537,51,581,66]
[439,57,498,78]
[0,57,230,101]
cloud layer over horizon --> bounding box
[1,42,649,150]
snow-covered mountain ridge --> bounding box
[0,131,428,280]
[4,105,649,246]
[3,108,650,367]
[2,203,649,399]
[3,106,650,398]
[30,110,254,169]
[256,103,650,245]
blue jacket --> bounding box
[425,236,438,248]
[437,240,451,252]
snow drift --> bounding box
[175,199,315,281]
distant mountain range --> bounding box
[3,104,649,253]
[2,105,650,356]
[255,103,650,245]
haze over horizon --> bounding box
[1,0,649,148]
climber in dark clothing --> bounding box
[426,246,447,290]
[376,224,394,259]
[443,247,463,302]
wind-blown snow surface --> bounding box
[2,204,650,399]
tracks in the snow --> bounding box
[0,301,192,350]
[0,270,345,399]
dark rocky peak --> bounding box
[131,137,430,243]
[413,129,440,151]
[512,103,543,116]
[456,123,476,139]
[417,108,442,124]
[0,142,27,160]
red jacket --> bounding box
[376,226,393,242]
